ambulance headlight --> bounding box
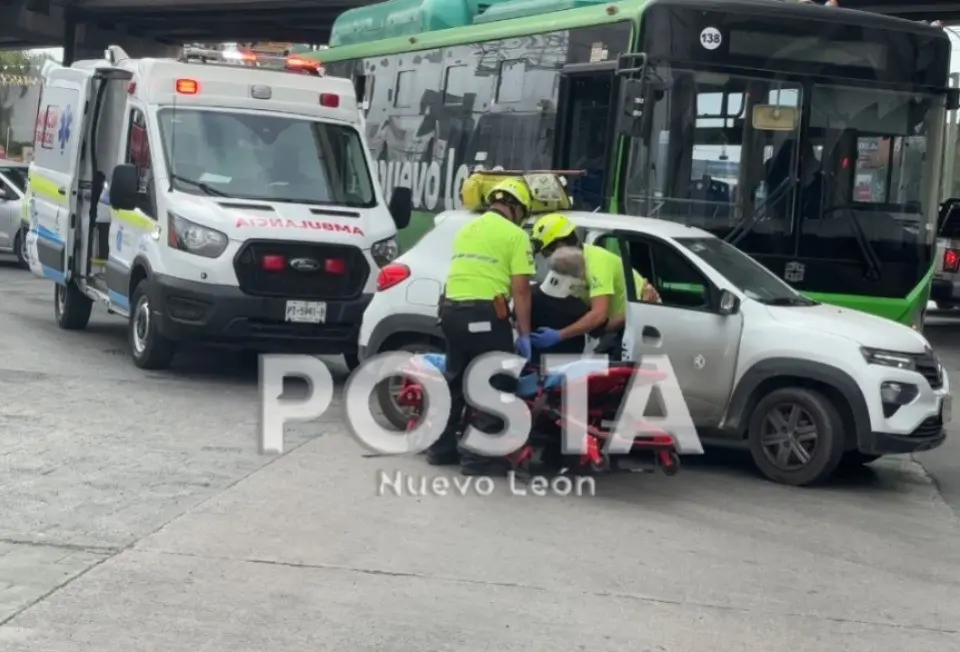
[371,236,399,267]
[167,212,228,258]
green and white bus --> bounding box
[310,0,955,326]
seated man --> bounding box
[528,213,660,358]
[529,246,595,366]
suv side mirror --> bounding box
[109,164,139,211]
[718,289,740,316]
[389,186,412,230]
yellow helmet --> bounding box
[485,178,532,215]
[531,213,576,251]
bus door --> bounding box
[554,62,618,211]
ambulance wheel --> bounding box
[54,282,92,331]
[129,282,176,370]
[15,228,28,269]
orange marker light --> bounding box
[175,79,199,95]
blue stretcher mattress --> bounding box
[415,353,611,398]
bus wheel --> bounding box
[747,387,845,486]
[54,282,93,330]
[128,281,176,370]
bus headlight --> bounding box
[167,212,228,258]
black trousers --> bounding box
[429,300,518,463]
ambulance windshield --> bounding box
[157,108,376,207]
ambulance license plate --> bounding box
[285,301,326,324]
[941,395,953,424]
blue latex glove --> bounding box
[530,327,563,350]
[516,335,532,361]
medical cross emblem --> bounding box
[58,105,73,152]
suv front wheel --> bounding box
[747,387,846,486]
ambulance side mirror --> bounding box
[109,164,139,211]
[389,187,412,230]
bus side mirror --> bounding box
[948,88,960,111]
[938,198,960,237]
[616,78,646,138]
[389,186,412,230]
[109,164,139,211]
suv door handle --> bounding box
[641,326,661,340]
[57,187,66,195]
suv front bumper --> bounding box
[860,367,950,455]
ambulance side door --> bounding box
[106,101,158,310]
[29,70,94,283]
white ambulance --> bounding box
[24,46,411,370]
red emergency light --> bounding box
[176,79,199,95]
[261,254,286,271]
[325,258,347,275]
[944,248,959,273]
[320,93,340,108]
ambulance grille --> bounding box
[234,240,368,300]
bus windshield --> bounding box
[622,63,943,296]
[157,108,376,207]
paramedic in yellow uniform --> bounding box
[426,178,536,475]
[528,213,659,352]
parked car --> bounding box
[0,161,29,268]
[359,208,950,486]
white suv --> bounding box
[359,210,951,486]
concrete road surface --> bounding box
[0,262,958,651]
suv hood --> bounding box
[765,302,929,352]
[167,193,394,247]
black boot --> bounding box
[426,448,460,466]
[459,452,509,477]
[426,426,461,466]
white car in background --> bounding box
[359,209,951,487]
[0,161,29,268]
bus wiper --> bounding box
[726,175,796,247]
[837,208,882,281]
[170,174,228,197]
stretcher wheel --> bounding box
[659,451,680,476]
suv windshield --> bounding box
[157,108,376,207]
[0,167,27,192]
[676,236,815,305]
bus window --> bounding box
[622,65,802,255]
[395,70,416,108]
[495,60,525,104]
[443,65,471,105]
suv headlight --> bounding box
[860,347,916,371]
[371,236,399,267]
[167,212,228,258]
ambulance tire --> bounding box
[54,282,92,331]
[128,281,176,370]
[15,228,29,270]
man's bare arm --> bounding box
[511,275,533,336]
